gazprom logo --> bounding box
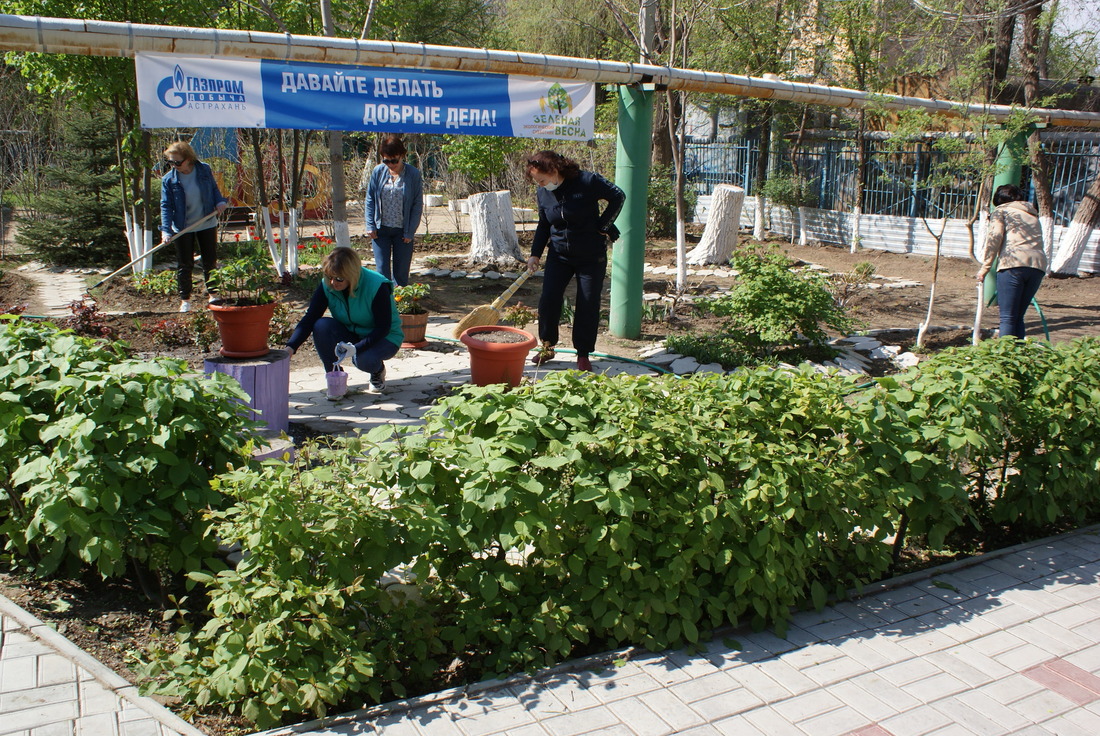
[157,64,247,109]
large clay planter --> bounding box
[208,301,276,358]
[460,325,537,387]
[400,312,429,349]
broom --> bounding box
[452,269,533,338]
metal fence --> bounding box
[685,135,1100,225]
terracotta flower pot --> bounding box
[400,312,429,349]
[459,325,537,387]
[208,301,276,358]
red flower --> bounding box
[297,244,305,250]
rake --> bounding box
[87,211,219,294]
[452,269,533,338]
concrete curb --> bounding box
[0,591,206,736]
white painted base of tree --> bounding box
[287,208,300,276]
[1040,215,1054,265]
[469,190,522,264]
[261,206,285,275]
[849,206,862,253]
[798,206,808,246]
[687,184,743,265]
[1051,221,1092,275]
[333,219,351,249]
[753,195,766,240]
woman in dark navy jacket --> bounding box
[159,141,228,313]
[524,150,625,372]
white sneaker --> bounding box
[179,300,191,313]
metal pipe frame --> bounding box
[3,13,1100,129]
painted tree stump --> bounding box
[204,349,290,433]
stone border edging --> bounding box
[0,592,206,736]
[248,522,1100,736]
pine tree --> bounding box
[16,112,125,266]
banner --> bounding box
[135,52,595,141]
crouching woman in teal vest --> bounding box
[286,248,403,392]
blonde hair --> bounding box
[164,141,197,163]
[321,247,363,295]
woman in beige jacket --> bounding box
[976,184,1047,339]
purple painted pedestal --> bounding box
[204,349,290,433]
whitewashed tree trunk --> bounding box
[469,190,522,264]
[675,219,687,291]
[261,206,285,275]
[849,206,862,254]
[495,190,519,255]
[1051,222,1094,275]
[797,206,808,246]
[124,210,137,263]
[753,194,766,240]
[333,220,351,250]
[287,207,301,276]
[142,227,154,274]
[1051,174,1100,275]
[687,184,743,265]
[1040,214,1055,267]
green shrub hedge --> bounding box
[0,316,261,579]
[140,338,1100,727]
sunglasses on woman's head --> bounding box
[329,276,346,283]
[166,159,184,166]
[382,157,400,164]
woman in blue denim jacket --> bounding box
[363,135,423,286]
[159,142,227,312]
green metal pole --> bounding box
[610,84,653,339]
[985,128,1029,305]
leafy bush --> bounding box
[0,317,261,579]
[647,164,698,238]
[673,245,856,367]
[393,282,430,315]
[64,298,115,340]
[132,271,177,296]
[139,340,1100,729]
[758,173,817,208]
[208,256,275,306]
[141,440,446,728]
[145,318,192,348]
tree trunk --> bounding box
[1022,3,1055,260]
[1050,173,1100,275]
[687,184,744,265]
[752,105,774,240]
[851,111,867,253]
[320,0,350,248]
[468,191,522,264]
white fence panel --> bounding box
[695,196,1100,274]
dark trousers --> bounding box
[996,267,1044,339]
[538,250,606,356]
[312,317,399,373]
[175,227,218,300]
[372,226,413,286]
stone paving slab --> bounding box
[285,315,661,437]
[252,526,1100,736]
[0,593,202,736]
